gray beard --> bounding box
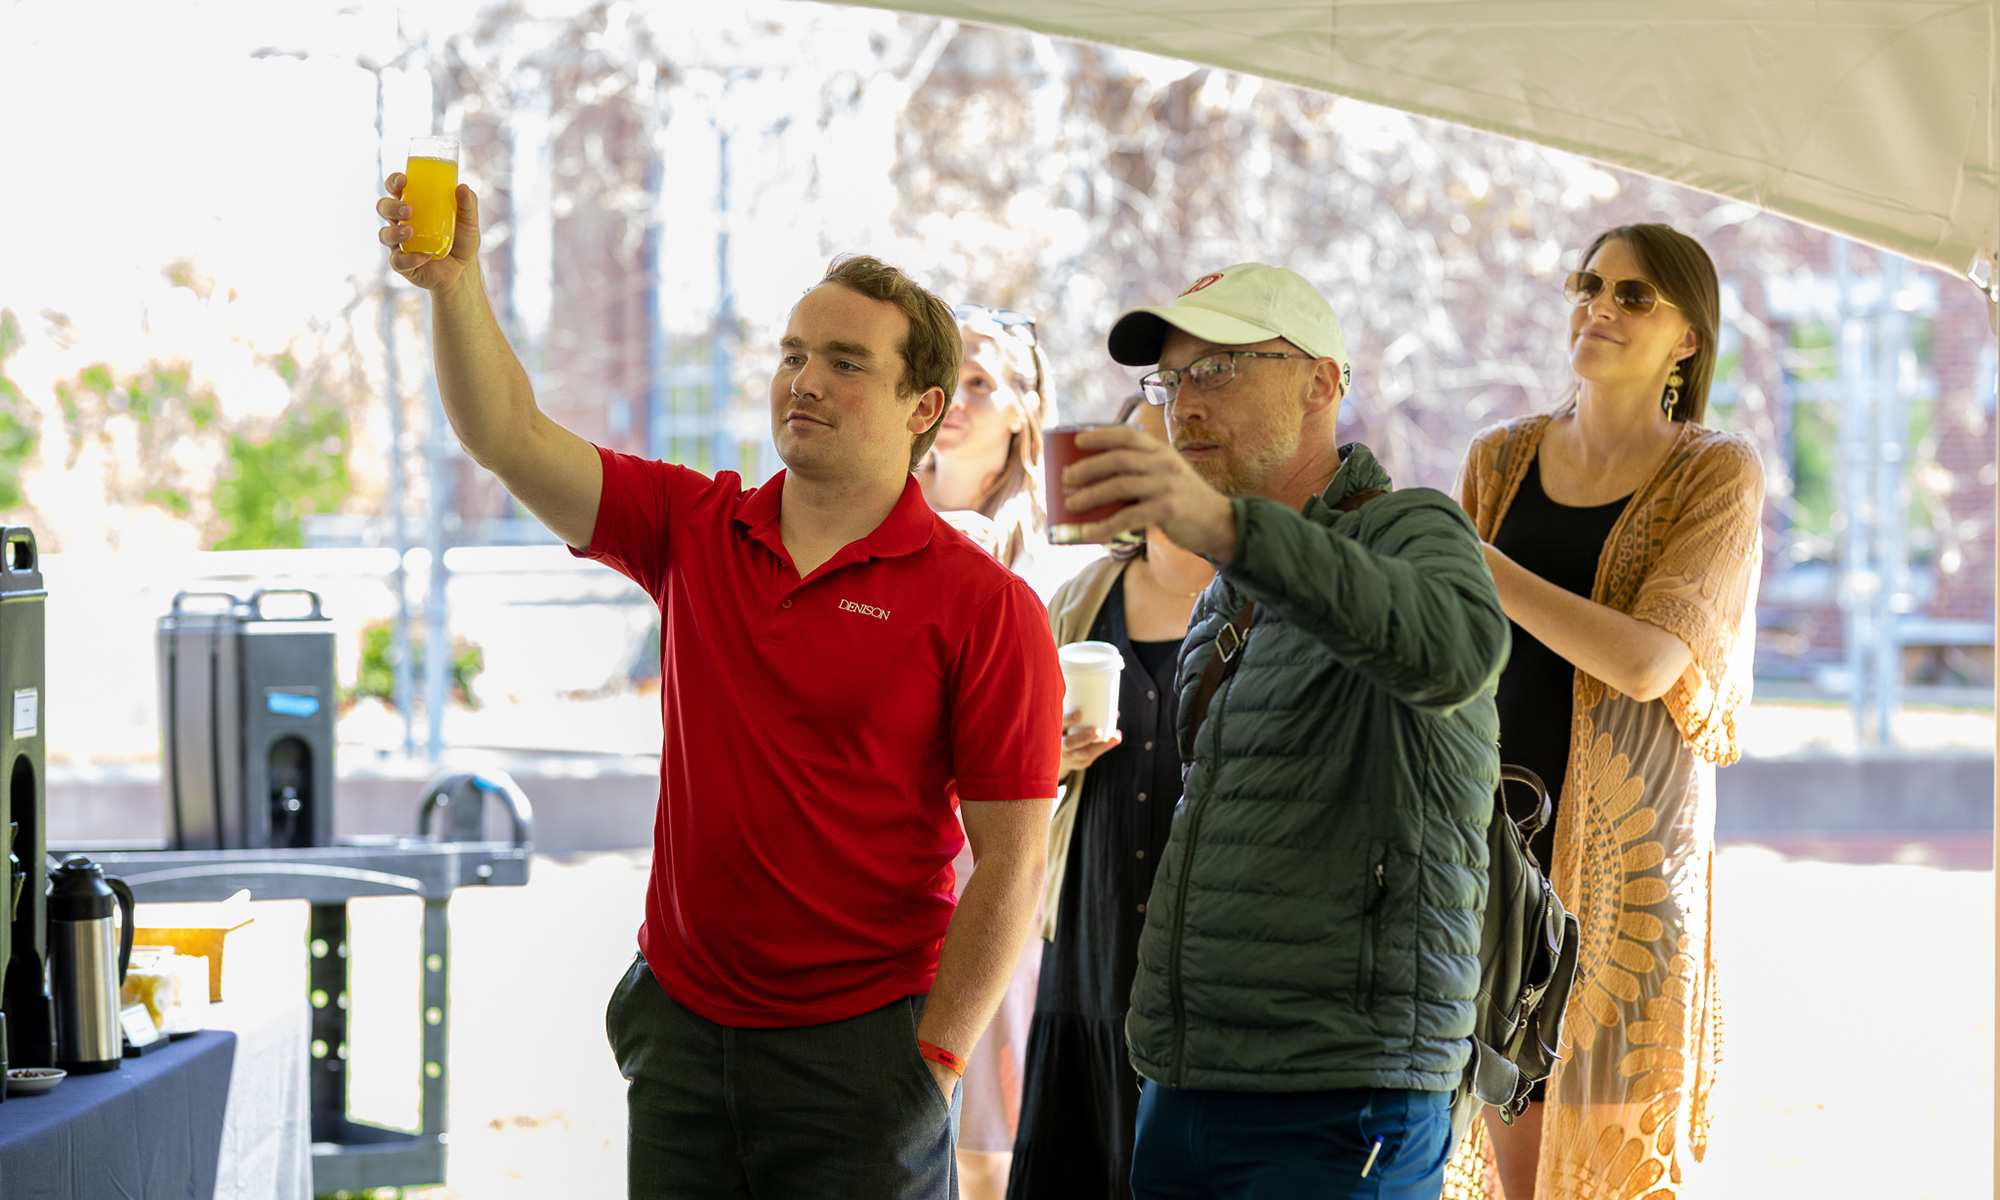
[1189,456,1247,498]
[1192,435,1297,500]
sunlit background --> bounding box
[0,1,1992,1197]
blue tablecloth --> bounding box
[0,1030,237,1200]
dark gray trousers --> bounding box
[606,953,961,1199]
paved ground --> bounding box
[191,838,1986,1200]
[1697,843,1993,1200]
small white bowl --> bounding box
[7,1067,66,1095]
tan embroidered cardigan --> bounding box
[1035,553,1127,941]
[1455,414,1762,766]
[1446,412,1764,1200]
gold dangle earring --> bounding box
[1662,367,1684,418]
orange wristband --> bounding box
[917,1039,966,1076]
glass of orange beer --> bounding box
[402,136,460,258]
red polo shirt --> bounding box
[575,446,1063,1028]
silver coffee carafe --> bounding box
[48,856,135,1073]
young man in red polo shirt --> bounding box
[378,183,1063,1197]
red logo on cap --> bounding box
[1179,272,1224,297]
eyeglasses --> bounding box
[952,304,1038,348]
[1139,351,1313,406]
[1563,269,1681,316]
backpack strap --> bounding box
[1179,487,1387,759]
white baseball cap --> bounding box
[1108,263,1351,391]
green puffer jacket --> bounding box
[1126,443,1508,1093]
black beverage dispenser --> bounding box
[159,588,336,850]
[0,528,53,1076]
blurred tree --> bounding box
[53,357,221,538]
[50,351,356,550]
[350,618,484,708]
[0,312,39,512]
[213,395,350,550]
[891,27,1812,494]
[18,1,1958,661]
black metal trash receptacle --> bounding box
[159,589,336,850]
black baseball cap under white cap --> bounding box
[1108,262,1352,391]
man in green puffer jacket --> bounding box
[1056,263,1508,1199]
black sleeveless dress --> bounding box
[1007,573,1184,1200]
[1492,456,1632,870]
[1494,456,1631,1105]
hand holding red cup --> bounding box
[1044,425,1140,545]
[1049,424,1240,560]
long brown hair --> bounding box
[935,311,1051,569]
[1576,224,1720,423]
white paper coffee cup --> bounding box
[1059,641,1123,734]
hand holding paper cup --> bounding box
[1058,641,1123,736]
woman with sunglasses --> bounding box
[1006,394,1215,1200]
[1449,225,1762,1200]
[920,305,1050,576]
[925,303,1056,1200]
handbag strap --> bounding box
[1179,487,1386,758]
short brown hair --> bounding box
[1577,224,1721,423]
[815,255,961,469]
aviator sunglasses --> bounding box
[951,303,1038,347]
[1563,269,1681,316]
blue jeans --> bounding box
[1129,1082,1452,1200]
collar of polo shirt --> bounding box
[733,470,936,567]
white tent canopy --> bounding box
[856,0,1999,287]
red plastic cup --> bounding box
[1044,425,1139,545]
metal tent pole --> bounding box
[423,371,452,761]
[370,58,417,759]
[711,127,735,478]
[1872,255,1910,745]
[1835,240,1876,742]
[1985,261,1998,1200]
